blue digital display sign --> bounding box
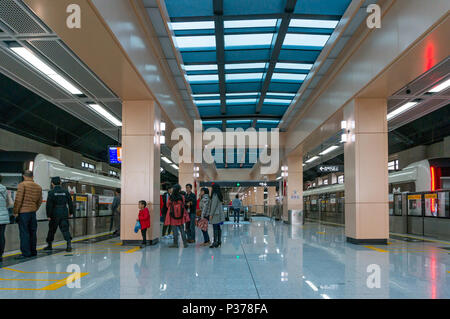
[109,146,122,164]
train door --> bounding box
[406,193,423,236]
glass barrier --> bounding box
[407,194,422,216]
[393,194,402,216]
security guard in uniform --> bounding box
[44,177,74,252]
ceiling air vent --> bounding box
[0,0,48,34]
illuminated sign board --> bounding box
[316,165,342,173]
[109,146,122,164]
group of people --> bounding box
[156,183,242,249]
[0,171,74,262]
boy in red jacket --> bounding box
[137,200,151,247]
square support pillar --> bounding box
[121,100,161,245]
[344,98,389,244]
[256,187,264,214]
[283,155,303,223]
[179,162,195,190]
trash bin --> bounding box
[288,210,304,225]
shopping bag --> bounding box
[197,218,209,232]
[134,220,141,233]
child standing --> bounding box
[138,200,151,247]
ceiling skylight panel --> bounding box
[225,63,266,70]
[226,92,259,97]
[195,100,221,105]
[267,92,296,97]
[175,35,216,49]
[192,93,220,98]
[227,98,257,104]
[170,21,215,30]
[187,74,219,82]
[224,19,278,28]
[272,73,306,81]
[184,64,218,71]
[275,62,313,70]
[283,34,330,47]
[264,98,292,104]
[225,73,264,81]
[289,19,339,29]
[224,33,274,48]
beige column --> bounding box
[256,187,264,214]
[283,155,303,223]
[267,174,277,206]
[178,162,194,190]
[344,98,389,244]
[121,100,161,244]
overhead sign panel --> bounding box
[316,165,343,173]
[109,146,122,164]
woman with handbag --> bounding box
[0,175,13,262]
[209,184,225,248]
[197,187,211,247]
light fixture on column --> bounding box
[160,122,166,144]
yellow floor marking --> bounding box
[40,272,89,291]
[317,231,325,235]
[1,267,71,274]
[0,277,59,282]
[364,246,388,253]
[124,247,141,253]
[447,271,450,274]
[114,242,123,246]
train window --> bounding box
[407,194,422,216]
[437,192,449,218]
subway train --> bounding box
[303,158,450,240]
[0,151,121,253]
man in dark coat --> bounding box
[184,184,197,243]
[44,177,74,252]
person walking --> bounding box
[231,194,243,224]
[161,185,173,239]
[0,175,13,262]
[110,188,121,235]
[13,170,42,259]
[137,200,150,247]
[184,184,197,243]
[44,177,74,252]
[164,184,189,248]
[197,187,211,247]
[209,184,225,248]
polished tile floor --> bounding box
[0,217,449,299]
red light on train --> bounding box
[430,166,436,191]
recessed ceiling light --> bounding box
[225,33,274,48]
[195,100,221,105]
[170,21,215,30]
[387,102,418,120]
[225,63,266,70]
[319,145,339,155]
[187,74,219,82]
[224,19,277,28]
[227,98,257,104]
[192,93,220,98]
[267,92,296,97]
[175,35,216,49]
[272,73,306,81]
[184,64,218,71]
[226,73,263,81]
[428,78,450,93]
[161,157,172,164]
[275,62,313,70]
[264,98,291,104]
[305,156,319,163]
[283,34,330,47]
[88,104,122,127]
[171,164,179,170]
[226,92,259,97]
[289,19,339,29]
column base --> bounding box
[346,237,388,245]
[122,238,159,246]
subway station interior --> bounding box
[0,0,449,301]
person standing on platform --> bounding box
[165,184,189,248]
[111,188,121,235]
[161,185,173,239]
[231,194,242,224]
[137,200,150,247]
[13,170,42,259]
[184,184,197,243]
[198,187,211,246]
[0,175,13,263]
[209,184,225,248]
[44,177,74,252]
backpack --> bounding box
[169,196,185,220]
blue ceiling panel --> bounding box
[223,0,285,16]
[165,0,214,18]
[293,0,352,16]
[278,49,320,62]
[256,123,279,130]
[226,82,262,92]
[260,105,288,116]
[268,82,302,92]
[198,106,221,117]
[225,49,271,63]
[181,51,217,64]
[203,124,222,131]
[227,105,256,115]
[190,83,220,94]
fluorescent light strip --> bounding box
[319,145,339,155]
[305,280,319,291]
[192,93,220,98]
[305,156,319,163]
[195,99,221,105]
[187,74,219,82]
[171,164,179,170]
[272,73,306,81]
[264,98,291,104]
[161,157,172,164]
[227,98,257,104]
[202,121,222,125]
[428,78,450,93]
[275,62,313,70]
[184,64,218,71]
[88,104,122,127]
[290,19,339,29]
[283,33,330,47]
[175,35,216,49]
[257,120,279,124]
[225,63,266,70]
[225,33,274,48]
[267,92,296,97]
[226,92,259,97]
[10,47,83,95]
[224,19,277,29]
[226,73,263,81]
[170,21,215,30]
[227,120,252,124]
[387,102,418,121]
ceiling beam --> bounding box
[213,0,226,115]
[255,0,298,114]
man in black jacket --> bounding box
[184,184,197,243]
[44,177,74,252]
[161,184,173,238]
